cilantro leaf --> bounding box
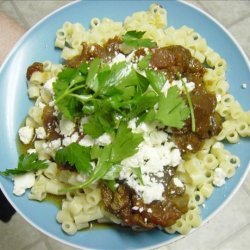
[127,91,158,119]
[0,153,48,176]
[131,167,144,185]
[138,53,152,70]
[146,69,166,95]
[86,58,101,92]
[102,164,122,180]
[63,145,113,191]
[111,122,143,163]
[53,66,88,119]
[83,115,106,138]
[156,86,190,128]
[55,143,92,174]
[97,61,138,99]
[122,31,157,48]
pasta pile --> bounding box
[16,4,250,235]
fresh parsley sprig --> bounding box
[122,31,157,49]
[61,123,143,191]
[156,86,190,128]
[55,143,92,174]
[0,153,48,176]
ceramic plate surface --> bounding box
[0,1,249,249]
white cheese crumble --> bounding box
[213,168,226,187]
[110,53,126,65]
[19,126,34,144]
[161,78,195,96]
[62,132,79,146]
[13,172,35,196]
[173,177,184,188]
[27,148,36,154]
[43,77,57,95]
[241,83,247,89]
[49,138,62,150]
[95,133,112,146]
[59,117,75,136]
[79,135,95,147]
[119,122,182,204]
[35,127,46,139]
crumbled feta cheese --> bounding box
[173,177,184,188]
[80,116,89,125]
[79,135,95,147]
[213,168,226,187]
[139,207,144,213]
[44,77,57,95]
[13,173,35,196]
[125,51,136,63]
[76,174,86,183]
[186,144,193,150]
[19,126,34,144]
[59,117,75,136]
[170,78,195,93]
[110,53,126,65]
[132,206,139,211]
[50,138,62,150]
[142,183,164,204]
[35,127,46,139]
[27,148,36,154]
[241,83,247,89]
[119,122,182,204]
[70,132,79,142]
[62,137,72,147]
[170,148,182,167]
[95,133,112,146]
[147,208,152,213]
[49,100,55,107]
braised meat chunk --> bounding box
[26,62,43,80]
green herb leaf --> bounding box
[86,58,101,92]
[83,115,106,138]
[156,86,190,128]
[138,53,152,70]
[63,122,143,191]
[53,65,90,119]
[131,167,144,185]
[63,144,113,191]
[122,30,157,48]
[103,180,117,192]
[111,122,143,163]
[146,69,166,95]
[0,153,48,176]
[127,91,158,119]
[55,143,92,174]
[102,164,122,180]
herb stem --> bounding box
[177,73,196,132]
[55,85,85,104]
